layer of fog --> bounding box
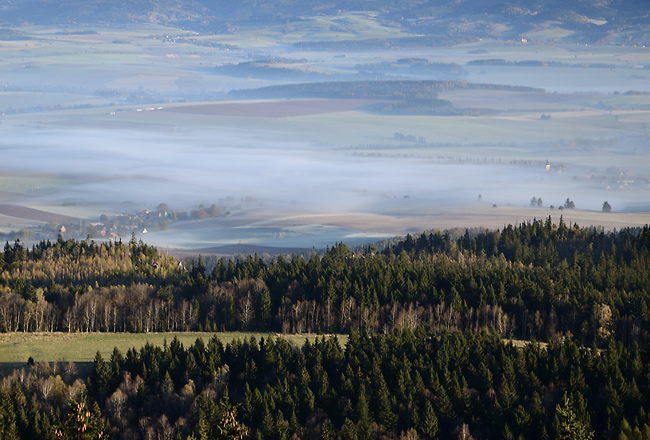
[0,126,635,216]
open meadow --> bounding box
[0,332,348,366]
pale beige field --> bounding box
[248,207,650,234]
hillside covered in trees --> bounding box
[1,330,650,439]
[1,218,649,347]
[1,219,650,439]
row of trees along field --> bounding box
[1,217,649,347]
[1,330,649,439]
[226,80,543,101]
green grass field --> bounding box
[0,332,349,365]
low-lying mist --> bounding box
[1,125,637,218]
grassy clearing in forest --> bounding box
[0,332,348,365]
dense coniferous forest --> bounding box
[1,330,650,439]
[1,218,650,439]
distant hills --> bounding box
[1,0,649,44]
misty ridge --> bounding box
[2,0,649,45]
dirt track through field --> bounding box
[160,99,377,118]
[0,204,78,223]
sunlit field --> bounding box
[0,332,349,364]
